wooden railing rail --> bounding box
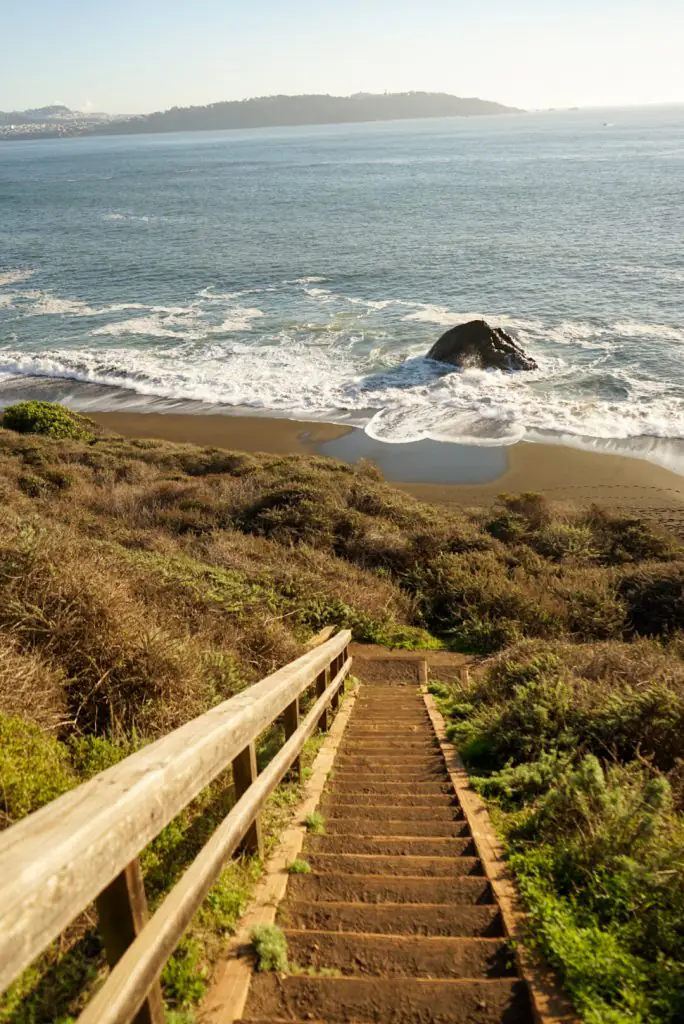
[0,629,352,1024]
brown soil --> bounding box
[242,975,532,1023]
[304,854,484,877]
[284,931,516,978]
[240,671,534,1023]
[305,835,476,857]
[287,873,493,906]
[277,901,505,938]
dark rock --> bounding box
[426,319,537,372]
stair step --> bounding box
[324,818,470,837]
[242,974,532,1023]
[286,872,493,906]
[320,792,455,807]
[322,804,462,821]
[344,724,431,732]
[333,769,451,782]
[334,760,446,772]
[278,900,505,937]
[305,854,484,877]
[304,835,476,858]
[329,780,454,795]
[284,930,515,979]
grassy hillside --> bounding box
[1,403,683,1022]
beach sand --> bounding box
[92,410,684,534]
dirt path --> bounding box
[236,661,533,1024]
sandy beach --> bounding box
[92,410,684,533]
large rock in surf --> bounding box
[427,319,537,372]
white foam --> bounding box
[613,320,684,342]
[3,276,684,470]
[102,213,153,223]
[0,270,36,287]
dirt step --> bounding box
[324,818,470,837]
[278,900,505,937]
[321,804,462,821]
[329,780,454,795]
[320,792,456,808]
[350,700,423,708]
[284,930,515,979]
[333,769,451,783]
[286,872,493,905]
[335,758,446,770]
[242,974,532,1023]
[344,722,432,731]
[304,835,476,858]
[339,749,440,757]
[305,854,484,877]
[336,749,444,760]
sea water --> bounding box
[1,108,683,470]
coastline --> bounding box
[92,410,684,531]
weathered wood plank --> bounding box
[77,656,352,1024]
[95,860,165,1024]
[316,667,329,732]
[232,744,263,858]
[283,698,301,782]
[0,631,351,995]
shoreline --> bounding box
[91,410,684,530]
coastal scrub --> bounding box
[1,406,683,1021]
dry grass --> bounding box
[2,406,684,1024]
[0,424,682,743]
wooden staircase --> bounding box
[237,674,533,1024]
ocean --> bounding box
[1,107,683,470]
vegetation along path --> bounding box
[237,657,534,1024]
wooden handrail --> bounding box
[0,629,352,1022]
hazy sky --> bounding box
[1,0,682,114]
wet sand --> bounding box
[92,410,684,532]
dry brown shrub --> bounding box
[0,636,67,732]
[0,516,214,735]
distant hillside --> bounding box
[97,91,522,136]
[0,105,73,126]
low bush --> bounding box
[287,858,312,874]
[2,401,94,442]
[250,924,289,973]
[0,407,683,1022]
[439,640,684,1023]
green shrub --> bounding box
[250,924,289,972]
[287,858,312,874]
[532,522,597,562]
[618,564,684,636]
[2,402,94,442]
[0,715,75,826]
[304,811,325,834]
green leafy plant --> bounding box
[287,858,312,874]
[250,924,289,973]
[2,402,94,442]
[304,811,325,834]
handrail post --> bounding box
[316,666,329,732]
[95,859,165,1024]
[283,697,301,782]
[331,653,342,710]
[232,744,264,858]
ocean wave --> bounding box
[1,337,683,453]
[3,274,684,467]
[101,212,155,223]
[0,270,36,287]
[613,320,684,342]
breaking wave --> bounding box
[1,270,684,472]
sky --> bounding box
[1,0,682,114]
